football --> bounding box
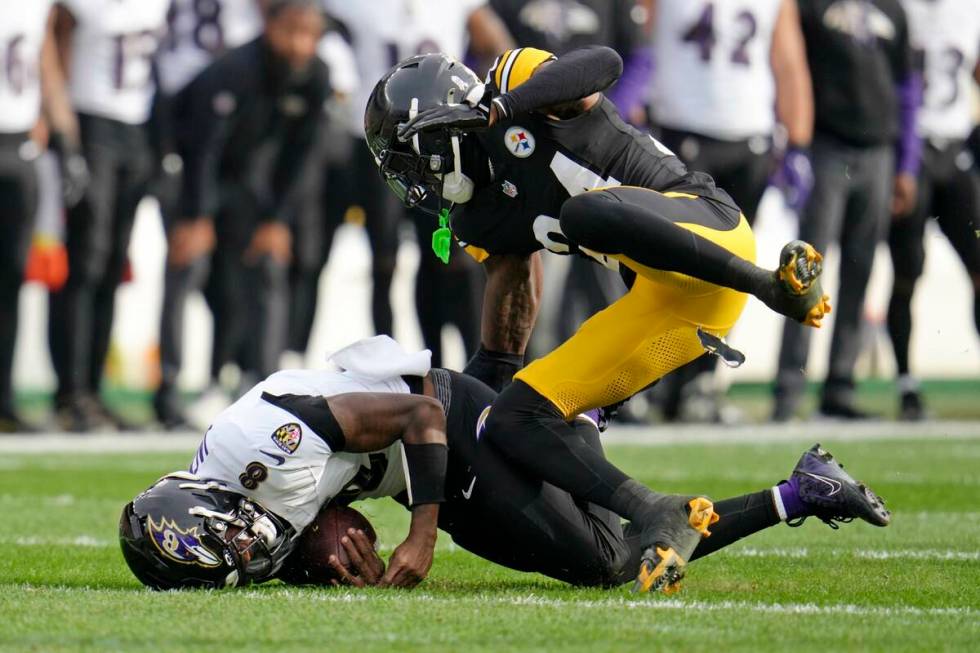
[277,505,378,585]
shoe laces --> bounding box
[786,514,854,530]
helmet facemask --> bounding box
[120,474,295,590]
[365,54,485,217]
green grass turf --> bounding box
[1,438,978,652]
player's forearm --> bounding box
[774,65,813,147]
[479,253,542,356]
[771,0,813,147]
[40,10,78,146]
[466,5,515,66]
[492,47,623,121]
[406,504,439,541]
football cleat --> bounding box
[633,496,718,595]
[899,390,927,421]
[772,240,832,327]
[788,444,891,529]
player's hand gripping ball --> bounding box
[277,505,380,586]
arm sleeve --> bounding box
[893,12,922,175]
[490,46,624,120]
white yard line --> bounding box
[728,547,980,561]
[10,584,977,619]
[5,536,977,565]
[2,420,980,454]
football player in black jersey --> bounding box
[365,48,832,593]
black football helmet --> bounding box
[119,473,295,590]
[364,53,485,212]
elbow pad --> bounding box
[463,346,524,393]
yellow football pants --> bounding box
[516,198,756,419]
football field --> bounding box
[1,426,978,652]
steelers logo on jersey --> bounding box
[504,126,536,158]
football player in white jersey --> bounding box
[322,0,512,364]
[119,335,890,591]
[152,0,264,430]
[888,0,980,419]
[0,0,82,432]
[49,0,171,432]
[648,0,814,423]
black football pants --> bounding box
[0,134,39,414]
[439,371,780,586]
[887,140,980,376]
[49,114,154,402]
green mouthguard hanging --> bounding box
[431,208,452,264]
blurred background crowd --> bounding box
[0,0,977,434]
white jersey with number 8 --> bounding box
[156,0,263,96]
[651,0,782,141]
[901,0,980,141]
[0,0,54,133]
[190,368,410,532]
[62,0,170,125]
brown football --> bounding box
[277,505,378,585]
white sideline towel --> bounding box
[328,335,432,381]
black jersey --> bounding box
[451,49,737,261]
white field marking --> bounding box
[727,547,980,562]
[211,589,980,619]
[12,585,978,619]
[3,421,980,455]
[3,536,113,548]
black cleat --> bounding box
[788,444,891,529]
[818,398,878,421]
[899,390,927,421]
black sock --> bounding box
[688,490,780,562]
[887,288,914,376]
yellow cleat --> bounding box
[769,240,832,328]
[633,546,685,595]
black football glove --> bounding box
[397,102,491,142]
[49,131,90,208]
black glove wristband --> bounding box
[402,442,448,507]
[463,346,524,393]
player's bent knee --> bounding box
[559,192,621,254]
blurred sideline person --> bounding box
[490,0,652,123]
[119,337,891,592]
[322,0,512,366]
[773,0,922,421]
[161,0,332,427]
[888,0,980,419]
[152,0,265,429]
[50,0,171,432]
[0,1,83,432]
[285,29,360,363]
[648,0,814,422]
